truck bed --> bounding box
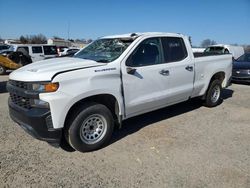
[193,52,229,58]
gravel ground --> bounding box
[0,75,249,188]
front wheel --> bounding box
[203,79,222,107]
[65,102,114,152]
[0,65,6,75]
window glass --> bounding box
[162,37,187,62]
[204,47,224,54]
[32,46,42,53]
[1,45,9,50]
[236,53,250,62]
[43,46,57,55]
[127,38,161,66]
[75,38,133,63]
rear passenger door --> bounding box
[161,37,194,103]
[31,46,44,62]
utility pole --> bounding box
[67,21,70,40]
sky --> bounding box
[0,0,249,46]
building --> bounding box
[47,38,71,47]
[4,39,21,44]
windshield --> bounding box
[74,38,133,63]
[236,53,250,62]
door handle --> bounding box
[185,65,193,71]
[159,69,170,76]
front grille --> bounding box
[8,80,32,109]
[8,80,29,90]
[10,93,31,109]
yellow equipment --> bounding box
[0,55,22,75]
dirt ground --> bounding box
[0,75,249,188]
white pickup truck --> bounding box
[7,32,232,152]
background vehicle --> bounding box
[192,47,205,53]
[204,44,244,59]
[0,51,32,75]
[7,32,232,152]
[0,50,13,56]
[232,53,250,83]
[56,46,68,56]
[0,44,13,53]
[60,48,79,56]
[11,44,58,62]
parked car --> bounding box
[56,46,68,56]
[204,44,244,59]
[0,50,13,56]
[11,44,58,62]
[232,53,250,83]
[0,44,13,53]
[7,32,232,152]
[60,48,80,56]
[192,47,205,53]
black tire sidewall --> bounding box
[205,80,222,107]
[67,103,114,152]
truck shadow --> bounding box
[110,88,234,145]
[0,81,7,93]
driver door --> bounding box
[121,37,172,118]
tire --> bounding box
[65,102,114,152]
[60,135,75,152]
[203,79,222,107]
[0,65,6,75]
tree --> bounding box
[30,34,47,44]
[201,39,217,48]
[20,35,29,44]
[19,34,47,44]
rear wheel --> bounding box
[0,65,6,75]
[203,79,222,107]
[65,102,114,152]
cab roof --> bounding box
[101,32,186,39]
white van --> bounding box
[204,44,244,59]
[11,44,58,62]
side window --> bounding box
[32,46,43,53]
[126,38,161,67]
[43,46,57,55]
[162,37,187,62]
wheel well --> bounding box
[210,72,225,84]
[202,72,225,100]
[65,94,120,127]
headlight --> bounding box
[30,99,49,108]
[32,82,59,92]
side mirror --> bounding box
[126,67,136,75]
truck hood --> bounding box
[9,57,105,82]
